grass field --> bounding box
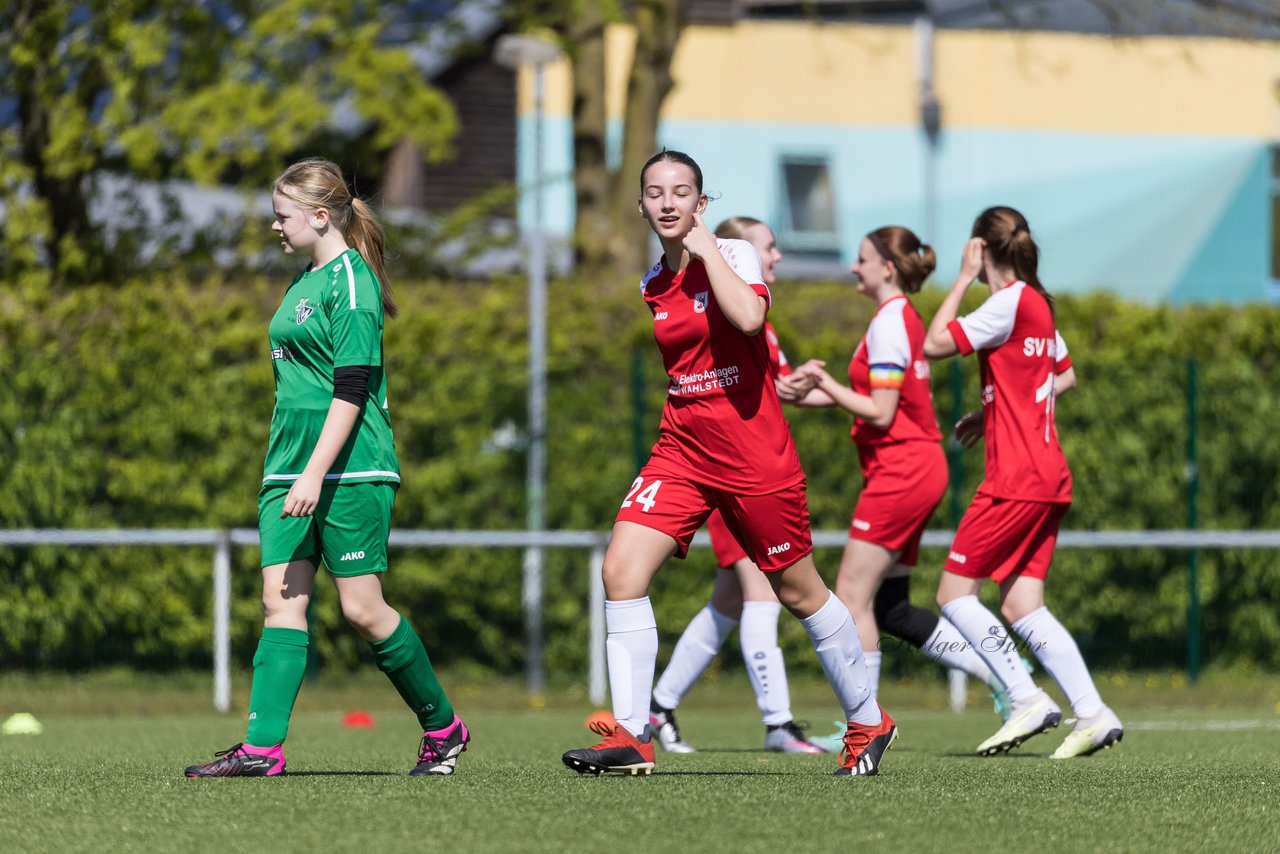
[2,671,1278,853]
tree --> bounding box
[507,0,687,274]
[0,0,458,283]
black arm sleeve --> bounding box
[333,365,371,407]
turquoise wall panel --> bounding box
[517,115,1270,303]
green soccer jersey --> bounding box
[262,248,400,486]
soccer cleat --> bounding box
[562,720,656,776]
[808,720,849,754]
[410,715,470,776]
[834,706,897,777]
[183,742,285,778]
[975,690,1062,755]
[764,720,827,754]
[649,704,695,753]
[1050,707,1124,759]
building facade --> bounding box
[513,13,1280,303]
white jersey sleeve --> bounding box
[957,283,1023,352]
[865,300,912,369]
[1054,329,1073,373]
[717,238,765,285]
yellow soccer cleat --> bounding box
[1051,707,1124,759]
[976,690,1061,755]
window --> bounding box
[777,156,839,256]
[1270,146,1280,302]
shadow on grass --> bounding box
[285,771,400,777]
[639,771,792,777]
[938,751,1046,759]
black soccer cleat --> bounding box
[184,743,286,778]
[562,721,657,776]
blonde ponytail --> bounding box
[348,198,397,319]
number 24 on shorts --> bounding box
[622,477,663,512]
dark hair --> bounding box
[865,225,936,294]
[971,206,1051,313]
[274,158,398,319]
[714,216,764,240]
[640,149,703,194]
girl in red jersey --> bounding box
[562,151,895,777]
[923,206,1122,759]
[649,216,824,757]
[778,226,1010,721]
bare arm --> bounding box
[924,237,985,359]
[816,373,901,430]
[787,360,900,428]
[775,371,830,407]
[1055,365,1076,396]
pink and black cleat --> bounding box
[184,743,286,777]
[410,715,470,776]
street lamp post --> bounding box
[914,15,942,246]
[494,33,562,699]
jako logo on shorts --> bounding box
[340,551,366,561]
[766,542,791,556]
[948,551,967,564]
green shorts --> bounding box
[257,481,397,576]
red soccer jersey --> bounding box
[764,322,792,380]
[848,296,942,447]
[947,281,1072,502]
[641,239,805,493]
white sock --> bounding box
[652,604,738,711]
[864,651,882,703]
[606,597,658,737]
[922,618,999,688]
[1012,606,1104,720]
[740,601,792,727]
[799,593,879,726]
[940,595,1038,705]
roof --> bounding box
[396,0,506,79]
[929,0,1280,39]
[739,0,1280,39]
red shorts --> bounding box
[850,441,948,567]
[706,509,747,568]
[614,464,812,572]
[944,493,1070,582]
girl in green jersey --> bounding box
[184,159,468,778]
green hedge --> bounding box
[2,275,1279,677]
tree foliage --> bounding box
[504,0,687,275]
[0,0,458,283]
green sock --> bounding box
[371,615,454,731]
[244,627,309,747]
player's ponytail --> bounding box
[971,206,1052,314]
[346,198,397,320]
[866,225,935,294]
[273,158,399,320]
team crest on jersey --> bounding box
[693,291,708,314]
[293,298,314,325]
